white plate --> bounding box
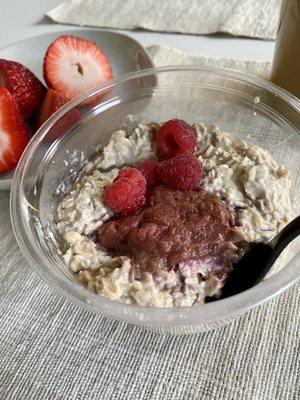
[0,29,153,190]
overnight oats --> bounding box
[56,120,293,308]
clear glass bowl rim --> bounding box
[10,65,300,327]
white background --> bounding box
[0,0,275,61]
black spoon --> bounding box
[219,215,300,299]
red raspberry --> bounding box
[138,159,159,189]
[103,168,146,216]
[114,167,146,187]
[158,153,202,190]
[156,119,196,161]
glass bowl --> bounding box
[10,66,300,335]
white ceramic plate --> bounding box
[0,29,153,190]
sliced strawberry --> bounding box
[0,87,29,173]
[43,35,113,100]
[0,59,45,118]
[36,89,69,129]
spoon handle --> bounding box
[270,215,300,258]
[219,216,300,299]
[251,216,300,285]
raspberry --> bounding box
[114,167,146,187]
[103,168,146,216]
[138,159,159,189]
[158,153,202,190]
[156,119,196,161]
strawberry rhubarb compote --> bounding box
[99,186,239,281]
[56,120,293,307]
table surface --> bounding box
[1,3,300,400]
[0,0,275,61]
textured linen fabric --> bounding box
[0,187,299,399]
[147,44,272,79]
[1,46,300,398]
[47,0,281,40]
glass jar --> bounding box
[271,0,300,97]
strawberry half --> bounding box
[36,89,69,129]
[43,35,113,100]
[0,59,45,118]
[0,87,29,173]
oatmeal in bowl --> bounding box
[56,120,293,308]
[11,67,300,332]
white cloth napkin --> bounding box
[147,44,271,79]
[47,0,281,40]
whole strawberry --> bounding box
[36,89,69,129]
[0,59,45,118]
[158,153,203,191]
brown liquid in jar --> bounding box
[271,0,300,97]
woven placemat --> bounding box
[1,45,299,399]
